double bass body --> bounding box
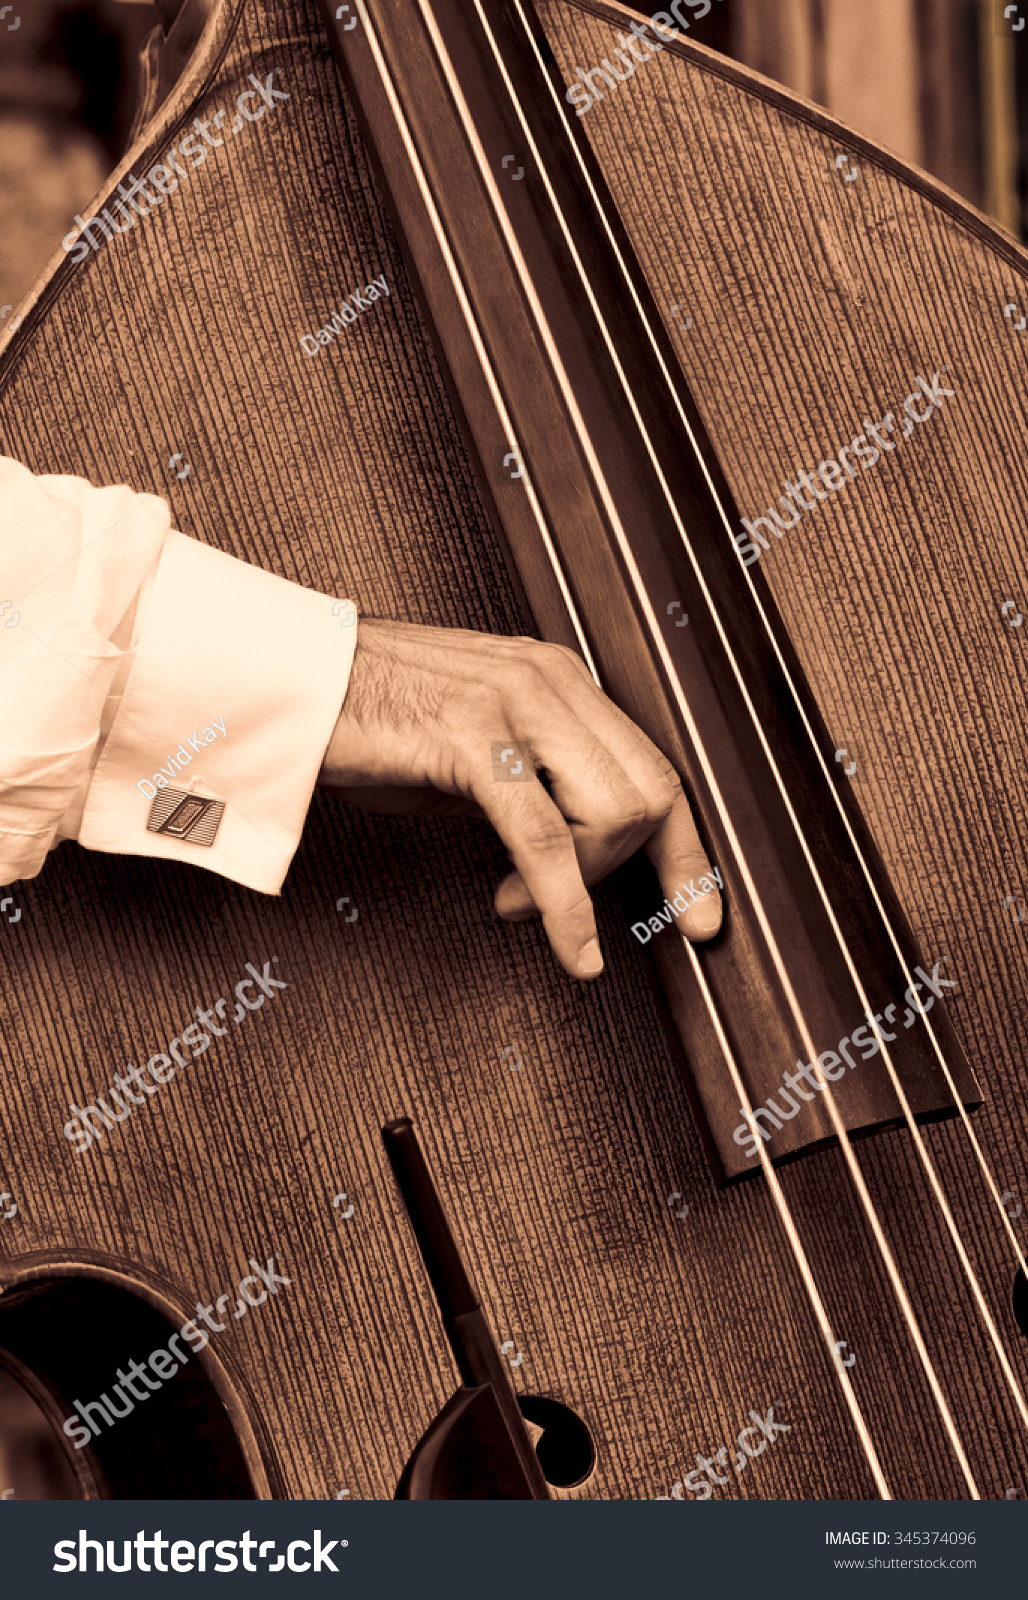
[0,0,1025,1501]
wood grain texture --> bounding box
[541,0,1028,1492]
[0,0,1023,1502]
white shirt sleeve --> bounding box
[0,456,357,895]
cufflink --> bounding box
[146,786,226,847]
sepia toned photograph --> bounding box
[0,0,1025,1589]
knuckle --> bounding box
[530,639,584,676]
[503,657,545,695]
[611,760,679,835]
[602,801,650,847]
[643,794,675,830]
[650,750,683,791]
[645,755,684,816]
[520,814,571,856]
[558,887,594,923]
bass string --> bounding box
[353,12,603,687]
[488,0,1028,1462]
[358,0,1002,1495]
[374,0,946,1498]
[461,0,985,1493]
[513,4,1028,1289]
[685,944,891,1497]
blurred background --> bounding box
[1,0,1028,323]
[1,0,1028,1501]
[0,0,154,318]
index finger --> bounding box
[497,648,723,941]
[473,760,605,982]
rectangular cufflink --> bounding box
[146,787,225,847]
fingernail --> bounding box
[495,878,535,920]
[496,898,535,922]
[577,937,604,977]
[683,891,721,940]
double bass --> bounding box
[0,0,1026,1502]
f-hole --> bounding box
[0,1278,256,1498]
[517,1395,595,1489]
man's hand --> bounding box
[319,618,722,980]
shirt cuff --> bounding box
[78,530,357,894]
